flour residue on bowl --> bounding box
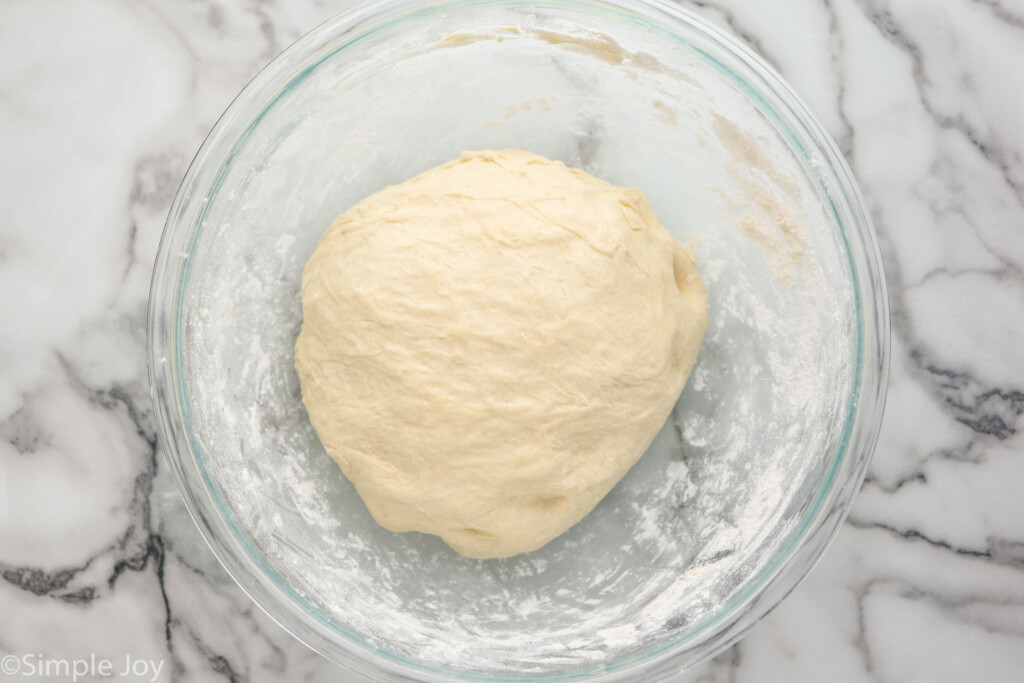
[710,113,811,282]
[181,8,854,676]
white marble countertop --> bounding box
[2,0,1022,681]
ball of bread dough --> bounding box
[295,149,707,559]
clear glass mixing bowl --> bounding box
[148,0,889,680]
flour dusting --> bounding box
[180,10,854,677]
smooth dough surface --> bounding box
[295,149,708,559]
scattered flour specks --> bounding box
[179,21,855,676]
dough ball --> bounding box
[295,149,707,559]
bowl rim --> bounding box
[147,0,891,680]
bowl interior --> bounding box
[168,0,861,678]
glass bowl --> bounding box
[148,0,889,680]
